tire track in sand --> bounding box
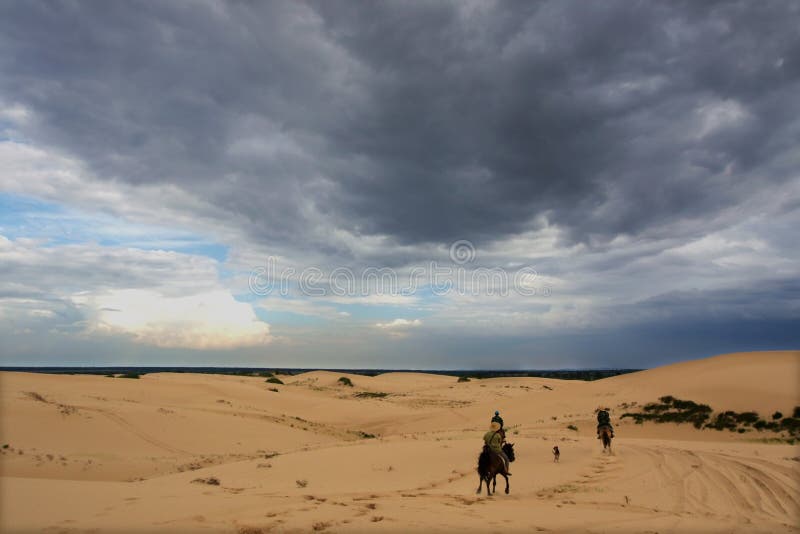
[624,443,799,526]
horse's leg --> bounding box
[486,476,492,496]
[503,473,509,494]
[492,474,497,494]
[476,475,483,494]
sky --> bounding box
[1,1,798,369]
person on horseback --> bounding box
[596,408,614,439]
[484,420,511,475]
[491,410,504,428]
[491,410,506,440]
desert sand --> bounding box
[1,350,798,533]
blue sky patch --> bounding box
[0,192,228,261]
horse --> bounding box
[476,442,515,495]
[600,427,612,451]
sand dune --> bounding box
[598,351,800,414]
[1,351,798,532]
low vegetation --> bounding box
[25,391,48,403]
[265,377,284,385]
[355,391,389,399]
[191,477,220,485]
[457,376,471,383]
[621,396,800,441]
[567,424,578,431]
[621,395,713,429]
[705,411,759,431]
[118,373,141,379]
[338,376,354,387]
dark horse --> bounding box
[476,442,515,495]
[600,427,612,451]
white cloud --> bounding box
[374,317,422,339]
[75,289,271,349]
[694,99,751,139]
[0,235,271,351]
[256,295,346,320]
[0,102,31,124]
[375,318,422,329]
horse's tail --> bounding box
[477,446,492,478]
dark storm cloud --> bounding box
[1,0,799,252]
[624,277,800,324]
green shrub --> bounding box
[706,412,738,431]
[266,377,284,385]
[118,373,141,379]
[567,424,578,431]
[622,395,712,428]
[772,411,783,420]
[780,417,800,436]
[457,376,471,383]
[735,412,760,426]
[753,419,781,432]
[338,377,354,387]
[794,406,800,419]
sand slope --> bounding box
[1,351,798,532]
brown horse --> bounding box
[476,442,515,495]
[601,427,612,451]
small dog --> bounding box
[553,445,560,463]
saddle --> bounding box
[484,445,508,463]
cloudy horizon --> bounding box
[1,1,799,369]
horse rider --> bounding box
[596,408,614,439]
[491,410,504,428]
[484,418,511,475]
